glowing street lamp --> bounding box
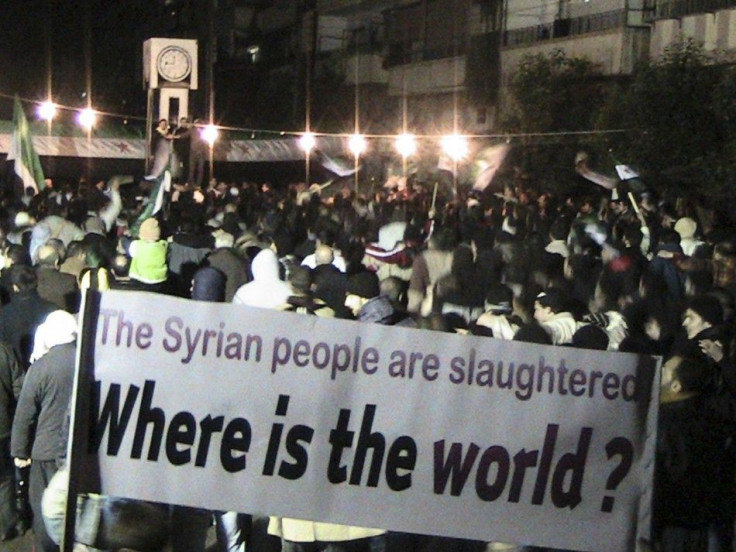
[38,101,57,122]
[202,124,219,181]
[77,108,97,130]
[299,132,316,154]
[348,133,367,157]
[441,133,468,161]
[202,124,219,147]
[395,133,417,158]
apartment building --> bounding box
[187,0,736,133]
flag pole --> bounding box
[628,192,641,217]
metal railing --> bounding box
[504,9,628,46]
[643,0,736,20]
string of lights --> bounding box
[1,90,637,159]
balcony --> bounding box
[384,40,468,67]
[504,9,628,46]
[643,0,736,20]
[316,0,397,16]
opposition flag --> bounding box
[615,164,640,181]
[437,154,456,175]
[315,149,356,177]
[472,144,510,191]
[132,168,171,237]
[610,152,649,195]
[574,152,617,190]
[7,95,45,194]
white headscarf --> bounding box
[30,310,78,363]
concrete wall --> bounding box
[344,54,389,85]
[650,8,736,59]
[387,56,466,95]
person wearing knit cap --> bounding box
[139,217,161,241]
[344,271,395,324]
[127,218,169,293]
[191,267,227,303]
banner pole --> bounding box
[62,289,101,552]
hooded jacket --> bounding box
[232,249,291,309]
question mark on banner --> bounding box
[601,437,634,513]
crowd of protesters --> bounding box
[1,158,736,552]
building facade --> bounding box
[166,0,736,134]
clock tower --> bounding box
[143,38,198,125]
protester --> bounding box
[34,242,80,312]
[0,148,735,552]
[232,248,291,309]
[653,354,736,552]
[0,341,22,541]
[10,311,78,552]
[344,271,395,324]
[126,217,170,293]
[532,289,577,345]
[0,265,57,369]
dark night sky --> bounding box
[0,1,163,122]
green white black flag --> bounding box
[7,95,45,193]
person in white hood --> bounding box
[232,248,291,309]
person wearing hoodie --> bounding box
[232,248,291,310]
[674,217,707,258]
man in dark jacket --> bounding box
[206,231,249,302]
[34,243,80,313]
[654,354,736,552]
[11,323,77,552]
[0,265,57,369]
[0,342,22,540]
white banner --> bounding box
[77,291,659,552]
[0,134,344,162]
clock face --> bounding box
[157,46,192,82]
